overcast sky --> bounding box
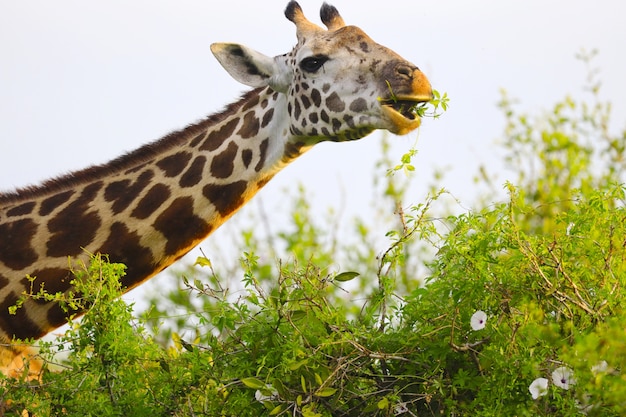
[1,0,625,298]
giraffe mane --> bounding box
[0,88,265,206]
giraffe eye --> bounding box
[300,55,329,73]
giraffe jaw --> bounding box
[380,94,433,135]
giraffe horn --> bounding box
[284,1,324,39]
[320,3,345,31]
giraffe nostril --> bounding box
[396,65,413,79]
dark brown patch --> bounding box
[7,202,36,217]
[343,114,355,129]
[311,89,322,107]
[320,110,330,123]
[200,118,239,152]
[180,156,207,188]
[153,197,213,256]
[99,222,155,289]
[0,292,44,339]
[23,268,72,304]
[322,84,331,93]
[105,170,154,214]
[47,182,103,257]
[261,108,274,128]
[210,142,238,179]
[0,219,38,270]
[0,273,8,288]
[309,112,319,123]
[156,152,192,177]
[349,98,368,113]
[241,149,253,168]
[283,142,304,160]
[39,190,74,216]
[236,111,260,139]
[46,303,70,333]
[189,132,207,148]
[255,139,269,172]
[131,184,171,219]
[202,181,247,217]
[241,93,260,112]
[359,41,369,53]
[301,95,312,109]
[326,92,346,112]
[293,99,302,120]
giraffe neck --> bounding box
[0,86,302,341]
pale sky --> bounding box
[1,0,625,299]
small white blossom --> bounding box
[393,402,409,415]
[470,310,487,331]
[254,384,277,402]
[591,360,609,375]
[529,377,549,399]
[552,366,576,390]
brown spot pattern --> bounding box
[255,139,269,172]
[237,111,260,139]
[153,197,212,256]
[156,152,192,177]
[261,108,274,128]
[47,182,103,257]
[0,292,43,339]
[0,219,38,270]
[210,142,238,179]
[131,184,171,219]
[180,156,206,188]
[349,98,368,112]
[241,149,253,168]
[6,202,35,217]
[202,181,247,217]
[105,170,154,214]
[99,222,155,289]
[39,190,74,216]
[311,89,322,107]
[200,119,239,151]
[326,92,346,112]
[23,268,72,303]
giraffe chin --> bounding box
[382,104,422,136]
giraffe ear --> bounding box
[211,43,279,89]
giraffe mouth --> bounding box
[380,94,432,135]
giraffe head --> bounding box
[211,1,433,143]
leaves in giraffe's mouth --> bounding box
[381,99,428,120]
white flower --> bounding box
[529,377,549,399]
[254,384,277,402]
[591,360,609,375]
[394,402,409,415]
[470,310,487,331]
[552,366,576,390]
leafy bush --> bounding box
[3,60,626,416]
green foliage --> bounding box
[4,59,626,416]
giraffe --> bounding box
[0,1,432,377]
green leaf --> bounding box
[314,373,323,386]
[314,387,337,397]
[289,358,309,370]
[269,405,283,415]
[334,271,360,282]
[194,256,212,268]
[301,375,307,393]
[290,310,307,321]
[377,397,389,409]
[241,377,266,390]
